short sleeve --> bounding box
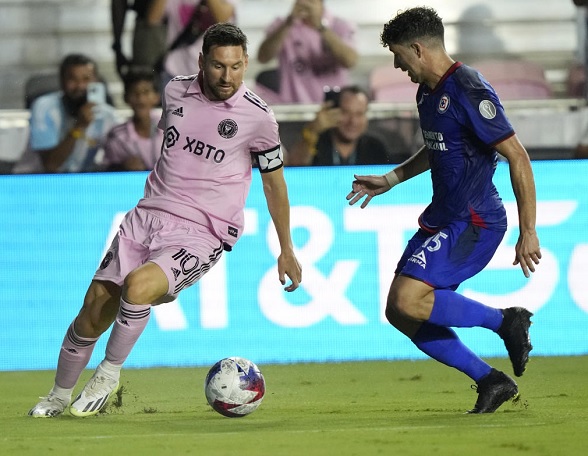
[29,95,62,151]
[457,83,514,147]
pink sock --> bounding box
[104,298,151,366]
[54,321,99,389]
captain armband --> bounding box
[255,145,284,173]
[384,169,400,188]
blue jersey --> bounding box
[415,62,512,232]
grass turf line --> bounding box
[1,356,587,456]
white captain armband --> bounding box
[254,145,284,173]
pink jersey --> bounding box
[137,74,282,248]
[266,11,357,103]
[103,110,164,170]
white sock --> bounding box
[97,359,122,381]
[50,385,73,400]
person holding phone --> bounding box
[16,54,119,174]
[256,0,358,104]
[287,85,408,166]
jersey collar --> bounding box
[431,61,462,92]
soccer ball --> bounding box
[204,357,265,417]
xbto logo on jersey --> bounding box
[183,136,226,163]
[218,119,238,139]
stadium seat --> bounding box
[24,71,60,109]
[253,68,282,105]
[369,63,418,103]
[470,59,553,100]
[370,60,553,102]
[255,68,280,94]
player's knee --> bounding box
[123,268,166,304]
[386,285,419,322]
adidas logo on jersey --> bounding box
[172,107,184,117]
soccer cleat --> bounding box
[28,393,70,418]
[497,307,533,377]
[468,368,519,414]
[69,371,119,417]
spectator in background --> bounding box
[256,0,358,104]
[150,0,239,87]
[14,54,119,174]
[287,86,406,166]
[570,1,588,98]
[575,134,588,158]
[110,0,167,79]
[104,70,164,171]
[572,0,588,158]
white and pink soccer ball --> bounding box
[204,357,265,417]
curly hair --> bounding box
[380,6,445,47]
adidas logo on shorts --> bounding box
[172,107,184,117]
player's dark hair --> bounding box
[123,69,159,96]
[381,6,445,47]
[59,53,98,81]
[202,23,248,56]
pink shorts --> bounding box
[94,207,224,301]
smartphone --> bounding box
[87,82,106,105]
[323,87,341,107]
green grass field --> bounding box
[2,356,587,456]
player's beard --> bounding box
[208,81,238,101]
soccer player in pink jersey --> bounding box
[29,23,302,418]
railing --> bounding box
[1,97,584,125]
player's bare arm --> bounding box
[40,102,95,172]
[347,145,430,208]
[495,135,542,278]
[260,168,302,291]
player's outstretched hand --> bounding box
[346,174,392,208]
[278,250,302,292]
[513,230,542,278]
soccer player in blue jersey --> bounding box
[347,6,541,413]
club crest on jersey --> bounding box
[479,100,497,119]
[218,119,238,139]
[437,94,450,113]
[100,251,113,270]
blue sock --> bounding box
[429,289,503,331]
[411,322,492,382]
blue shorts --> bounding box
[396,221,505,290]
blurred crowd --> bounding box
[3,0,587,175]
[3,0,414,175]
